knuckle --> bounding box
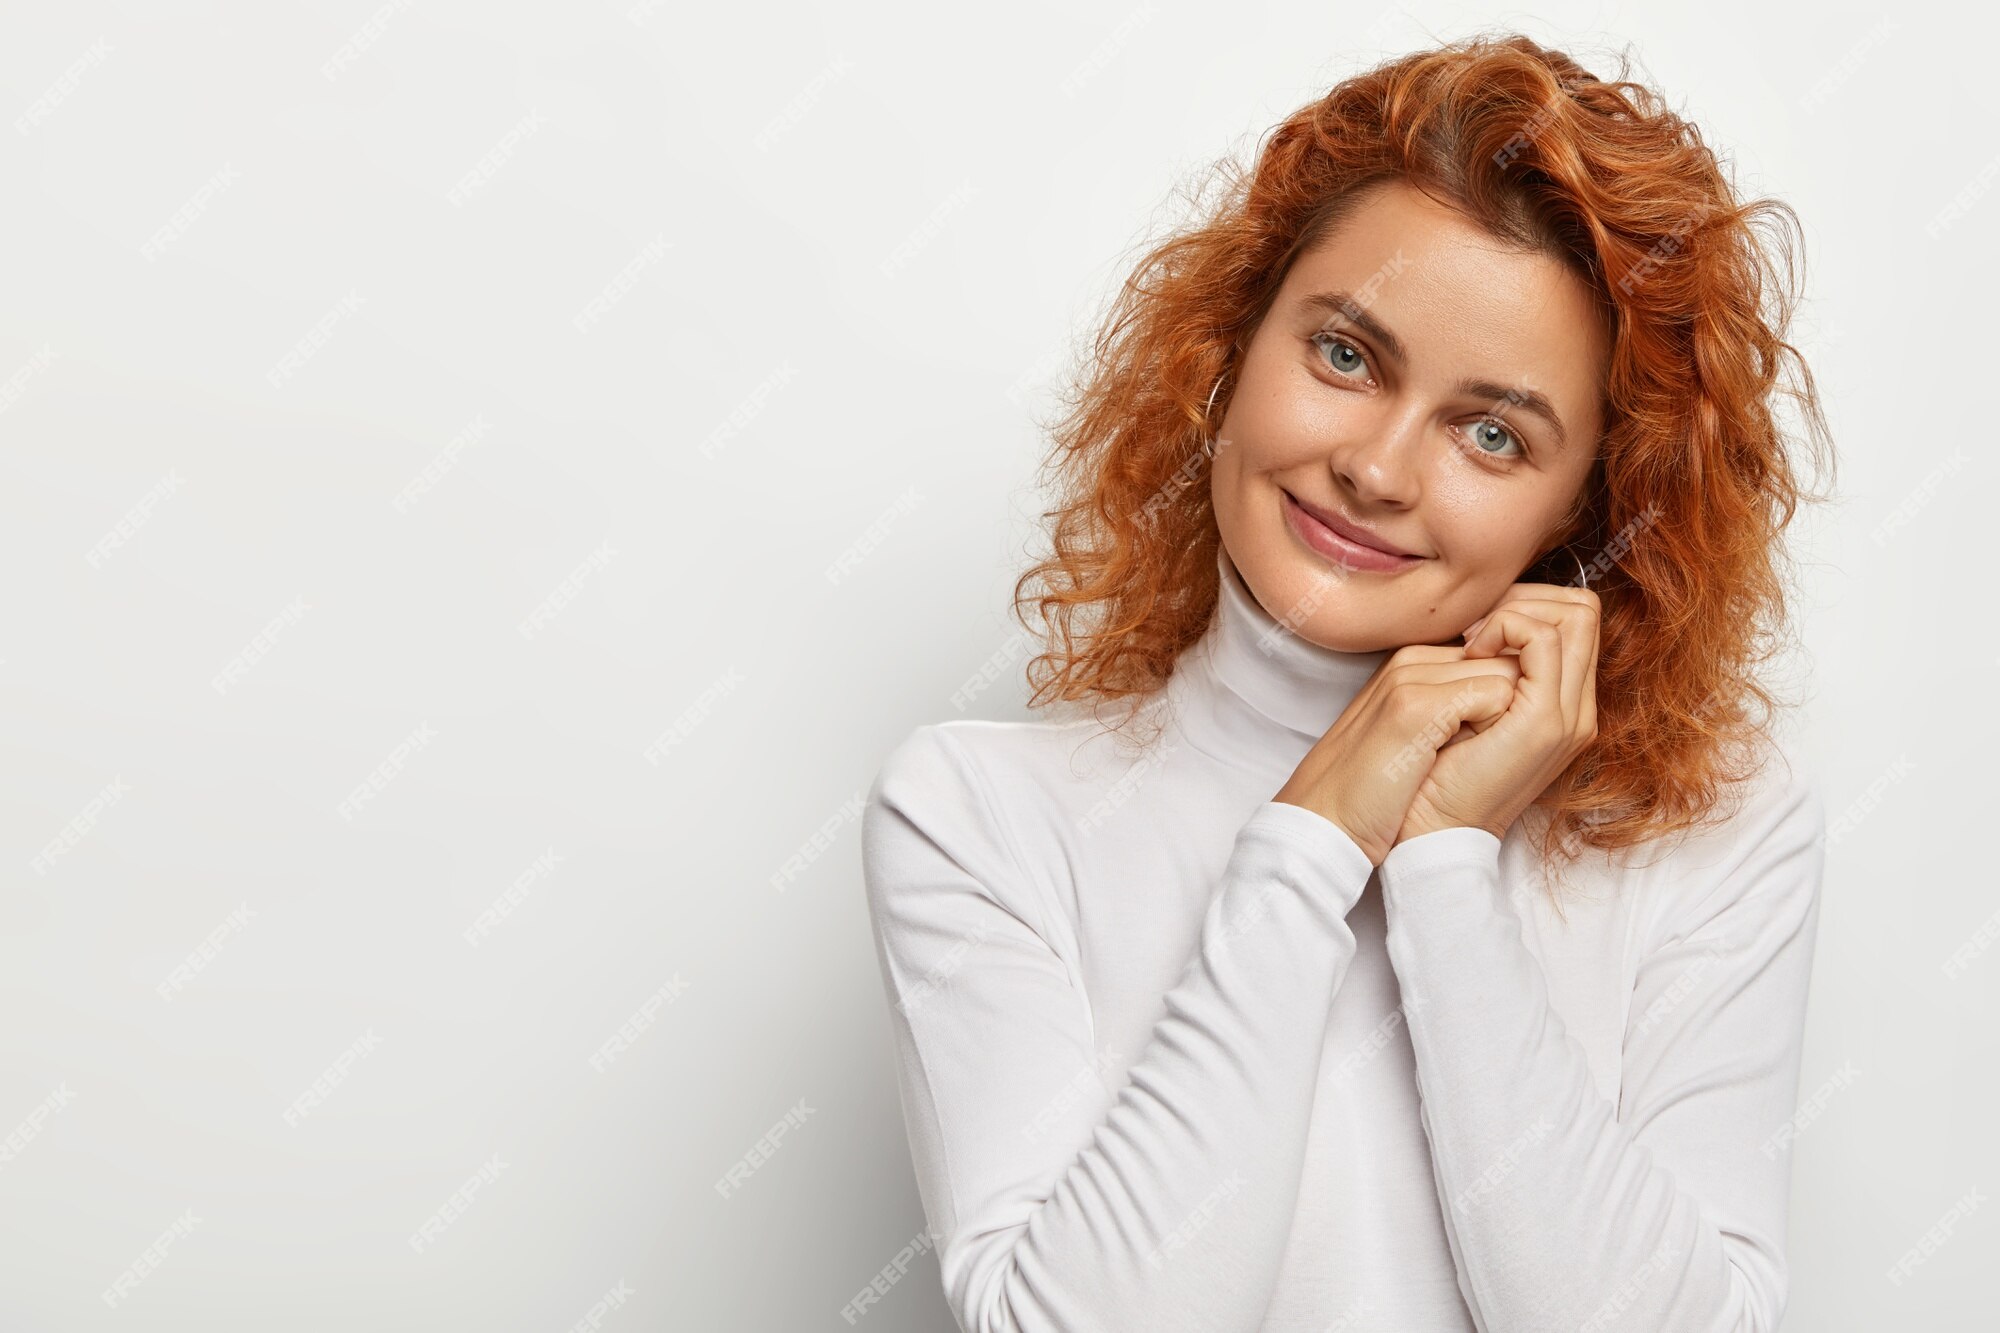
[1385,684,1434,726]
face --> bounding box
[1209,177,1610,651]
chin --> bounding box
[1295,606,1407,653]
[1249,559,1387,648]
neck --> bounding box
[1171,545,1395,762]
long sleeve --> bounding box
[860,724,1376,1333]
[1374,764,1826,1333]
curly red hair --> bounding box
[1010,31,1836,884]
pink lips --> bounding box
[1282,491,1425,573]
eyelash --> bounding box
[1307,331,1530,464]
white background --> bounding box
[1,1,1993,1329]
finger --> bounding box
[1366,672,1510,789]
[1357,641,1503,709]
[1464,593,1591,639]
[1384,676,1518,769]
[1378,654,1524,702]
[1469,608,1565,724]
[1465,596,1598,722]
[1389,652,1525,679]
[1544,597,1600,726]
[1460,583,1600,640]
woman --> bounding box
[861,32,1834,1333]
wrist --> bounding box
[1396,815,1499,847]
[1274,796,1390,867]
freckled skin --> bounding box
[1209,178,1610,652]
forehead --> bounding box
[1276,180,1610,436]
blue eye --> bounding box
[1310,331,1372,381]
[1457,417,1525,460]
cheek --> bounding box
[1231,360,1350,467]
[1415,465,1522,565]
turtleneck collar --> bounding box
[1169,544,1396,759]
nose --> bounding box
[1326,401,1426,510]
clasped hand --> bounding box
[1395,582,1601,848]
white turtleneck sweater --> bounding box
[861,543,1825,1333]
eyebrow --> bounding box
[1297,289,1571,452]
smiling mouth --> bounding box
[1281,490,1427,573]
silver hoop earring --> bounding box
[1199,373,1228,459]
[1533,544,1591,587]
